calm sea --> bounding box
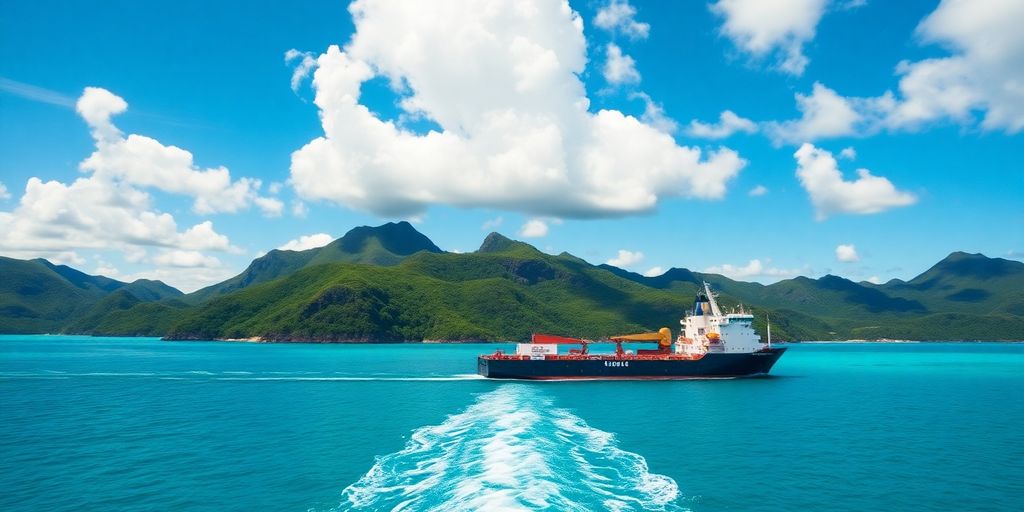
[1,336,1021,511]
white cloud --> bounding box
[795,143,916,220]
[594,0,650,40]
[643,266,665,277]
[0,177,234,258]
[253,196,284,217]
[710,0,828,75]
[0,87,250,291]
[518,218,549,238]
[94,263,120,278]
[839,146,856,159]
[866,275,882,284]
[277,233,334,251]
[152,250,223,268]
[704,259,806,280]
[0,182,9,200]
[748,185,768,196]
[631,92,678,133]
[289,0,746,219]
[124,246,147,263]
[285,49,317,93]
[765,1,1024,138]
[885,0,1024,133]
[606,249,644,268]
[76,87,280,216]
[687,110,758,139]
[764,82,893,145]
[291,201,308,218]
[48,251,86,267]
[603,44,641,85]
[0,77,76,108]
[481,216,504,230]
[122,266,236,294]
[835,243,859,262]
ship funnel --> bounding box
[693,292,709,316]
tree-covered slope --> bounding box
[166,234,809,342]
[0,256,182,333]
[185,221,443,304]
[4,223,1022,341]
[877,252,1024,316]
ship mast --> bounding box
[703,281,723,317]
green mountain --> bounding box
[3,224,1022,341]
[878,252,1024,316]
[166,233,738,342]
[0,256,182,333]
[601,253,1024,340]
[185,221,442,304]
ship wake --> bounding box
[332,384,686,511]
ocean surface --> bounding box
[1,336,1021,511]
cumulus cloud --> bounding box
[277,233,334,251]
[0,177,233,258]
[76,87,282,216]
[289,0,745,219]
[152,250,223,268]
[704,259,806,281]
[765,1,1024,138]
[866,275,882,284]
[839,146,856,159]
[643,266,664,277]
[606,249,644,268]
[687,110,758,139]
[835,243,859,262]
[630,92,678,133]
[748,185,768,196]
[0,182,9,200]
[594,0,650,40]
[710,0,828,75]
[0,87,259,291]
[285,49,317,93]
[603,44,641,85]
[886,0,1024,133]
[518,218,550,238]
[764,82,893,145]
[795,143,916,220]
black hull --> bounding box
[478,348,786,380]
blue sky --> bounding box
[1,0,1021,291]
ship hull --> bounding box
[478,348,786,380]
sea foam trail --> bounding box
[333,384,686,512]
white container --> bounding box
[516,343,558,359]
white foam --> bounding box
[331,384,688,512]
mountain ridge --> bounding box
[2,224,1021,341]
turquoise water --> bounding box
[1,336,1022,511]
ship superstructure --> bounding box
[478,282,786,380]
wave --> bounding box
[332,384,686,512]
[214,374,487,382]
[0,372,486,382]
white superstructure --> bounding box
[676,282,768,355]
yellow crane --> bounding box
[609,327,672,355]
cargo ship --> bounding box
[478,282,786,380]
